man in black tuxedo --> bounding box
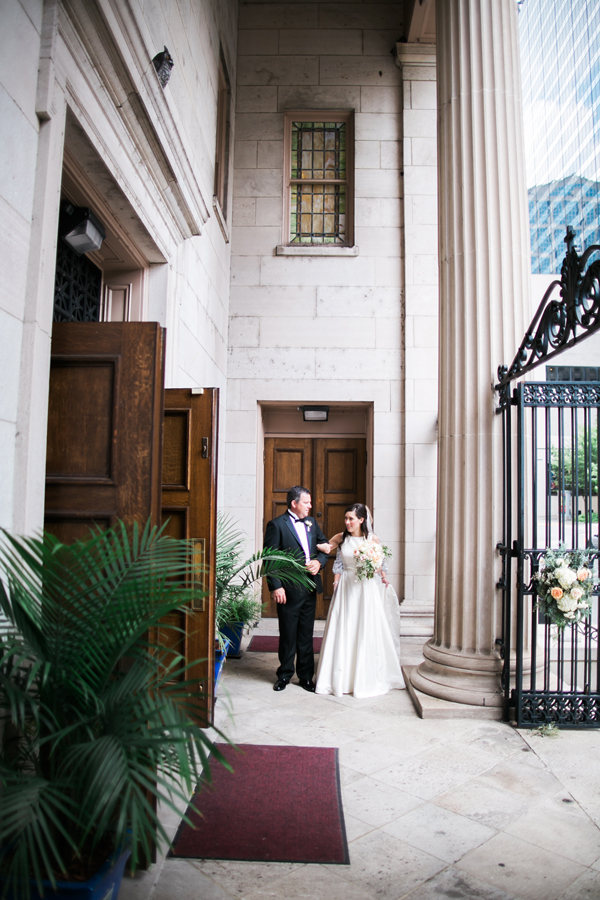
[263,485,329,692]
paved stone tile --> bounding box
[434,778,533,831]
[399,865,517,900]
[342,774,423,828]
[192,859,305,899]
[476,757,564,800]
[243,864,378,900]
[463,723,528,759]
[557,867,600,899]
[338,830,445,899]
[457,832,587,900]
[342,813,377,843]
[383,802,496,864]
[504,790,600,866]
[339,724,439,776]
[373,741,507,801]
[148,859,233,900]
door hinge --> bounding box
[263,451,266,464]
[202,437,209,458]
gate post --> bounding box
[409,0,532,711]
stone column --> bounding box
[395,44,438,639]
[409,0,531,709]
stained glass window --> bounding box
[286,118,351,245]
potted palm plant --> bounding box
[215,514,312,660]
[0,521,229,900]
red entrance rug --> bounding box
[247,635,323,653]
[169,744,349,864]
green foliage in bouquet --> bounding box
[534,545,595,629]
[0,521,230,900]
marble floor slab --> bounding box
[119,629,600,900]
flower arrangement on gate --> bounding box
[534,545,595,628]
[353,539,392,581]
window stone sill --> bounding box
[275,245,359,257]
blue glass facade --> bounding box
[519,0,600,273]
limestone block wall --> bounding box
[396,44,438,633]
[0,0,45,532]
[0,0,237,534]
[225,3,410,595]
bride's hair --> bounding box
[341,503,370,544]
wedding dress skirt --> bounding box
[315,536,405,698]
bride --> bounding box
[315,503,405,698]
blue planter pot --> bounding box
[221,622,244,658]
[3,847,131,900]
[214,637,231,692]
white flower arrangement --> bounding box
[353,539,392,581]
[534,546,595,628]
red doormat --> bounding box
[169,744,349,864]
[247,635,323,653]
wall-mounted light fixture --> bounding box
[153,46,174,87]
[60,203,106,255]
[299,405,329,422]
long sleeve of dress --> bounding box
[332,546,343,575]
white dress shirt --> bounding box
[288,510,311,563]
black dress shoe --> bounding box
[273,678,290,691]
[298,679,316,692]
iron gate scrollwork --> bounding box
[497,228,600,728]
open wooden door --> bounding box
[161,388,219,726]
[45,322,165,539]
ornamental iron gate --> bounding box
[497,228,600,727]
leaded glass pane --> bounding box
[290,184,346,244]
[291,122,346,180]
[53,239,102,322]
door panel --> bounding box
[262,438,314,616]
[45,322,165,539]
[314,439,367,619]
[161,388,219,726]
[262,436,367,619]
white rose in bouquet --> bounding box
[556,592,578,613]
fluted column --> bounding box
[410,0,531,708]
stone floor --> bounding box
[121,620,600,900]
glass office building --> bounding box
[519,0,600,274]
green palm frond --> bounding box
[0,521,230,899]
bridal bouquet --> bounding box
[534,546,595,628]
[353,539,392,581]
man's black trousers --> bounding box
[276,589,316,681]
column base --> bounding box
[408,639,504,708]
[403,666,504,719]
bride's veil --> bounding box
[365,505,374,537]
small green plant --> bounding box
[532,722,560,738]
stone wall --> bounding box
[226,3,413,601]
[0,0,237,533]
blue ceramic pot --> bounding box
[221,622,244,658]
[214,636,231,691]
[4,846,131,900]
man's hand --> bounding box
[306,560,321,576]
[272,587,287,604]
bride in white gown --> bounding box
[315,504,405,699]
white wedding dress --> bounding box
[315,535,405,698]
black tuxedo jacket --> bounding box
[263,511,329,600]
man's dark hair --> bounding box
[287,485,311,507]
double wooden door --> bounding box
[263,437,367,619]
[45,324,219,726]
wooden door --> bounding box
[45,322,164,539]
[262,437,367,619]
[161,388,219,726]
[314,439,367,619]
